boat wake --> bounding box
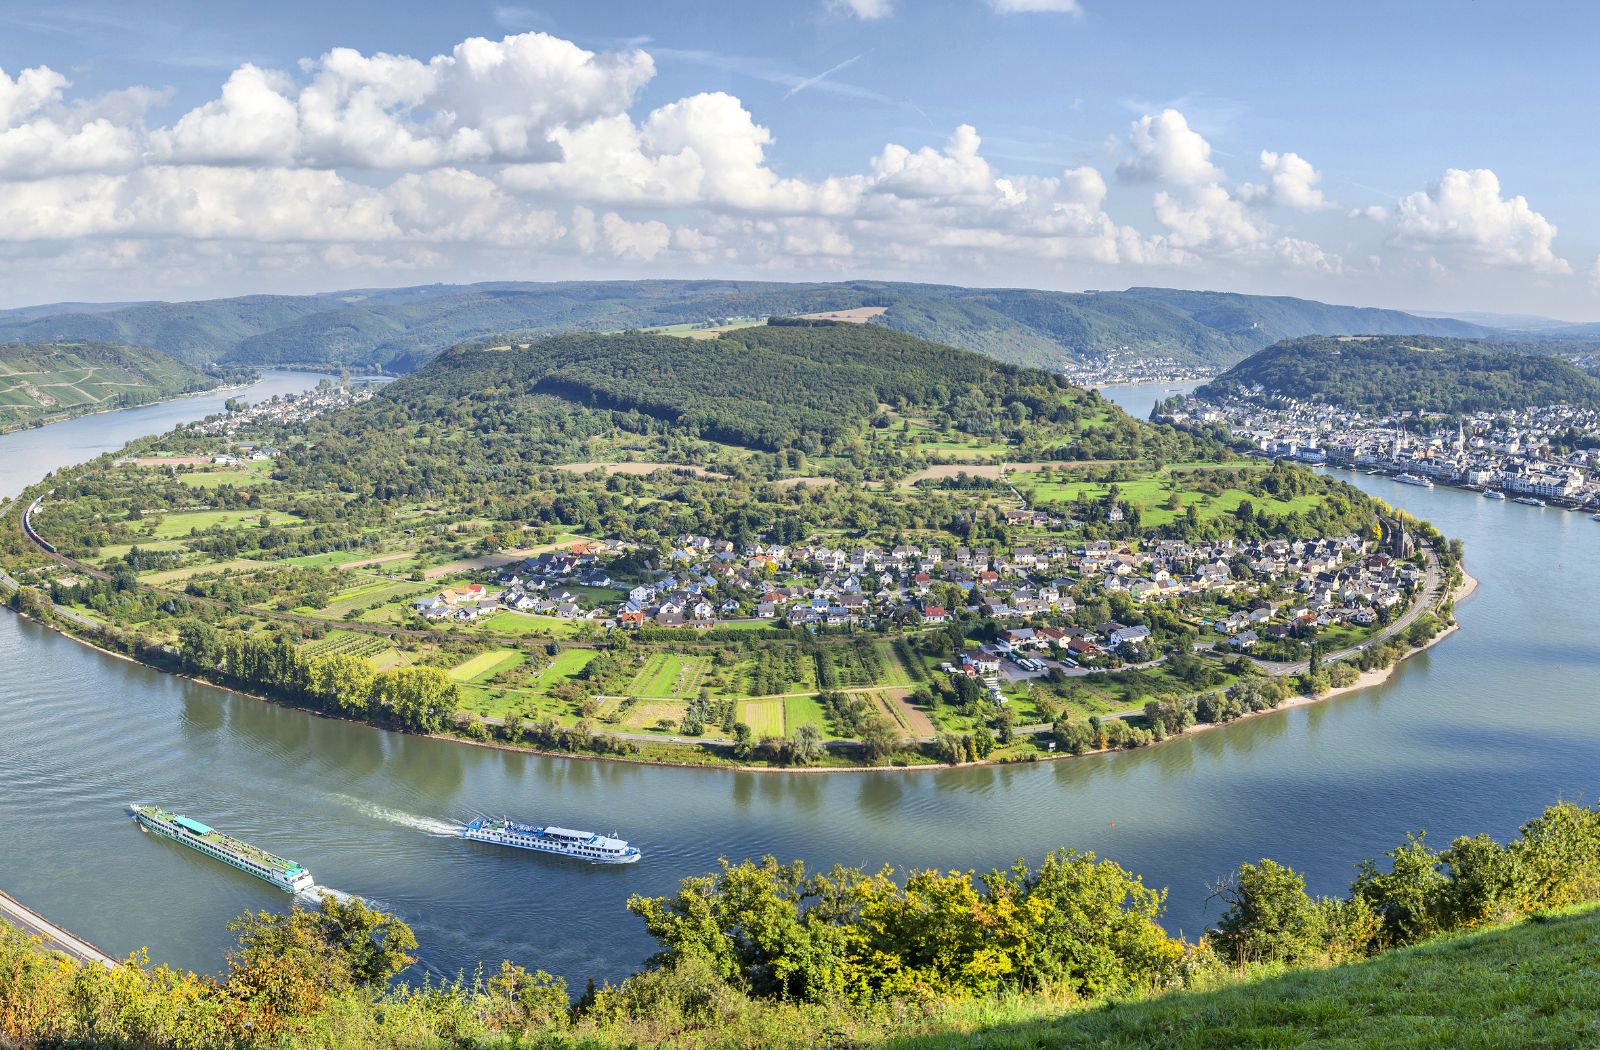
[329,794,461,837]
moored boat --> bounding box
[460,818,640,864]
[1394,473,1433,488]
[130,805,313,893]
[1483,489,1507,500]
[1513,496,1546,507]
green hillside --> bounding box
[0,341,218,430]
[0,281,1502,373]
[897,902,1600,1049]
[1200,334,1600,415]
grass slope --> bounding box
[892,902,1600,1049]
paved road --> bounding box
[0,889,117,968]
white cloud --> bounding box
[987,0,1083,13]
[1117,109,1222,185]
[1239,150,1330,211]
[1153,184,1266,253]
[829,0,893,18]
[152,33,654,168]
[1390,168,1568,274]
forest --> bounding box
[1199,334,1600,415]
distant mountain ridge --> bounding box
[0,280,1503,374]
[1198,334,1600,415]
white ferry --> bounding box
[130,805,314,893]
[1394,473,1434,488]
[460,818,640,864]
[1513,496,1546,507]
[1482,489,1507,500]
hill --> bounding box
[0,341,219,430]
[1197,334,1600,415]
[0,281,1501,373]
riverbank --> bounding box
[0,889,117,968]
[0,564,1476,776]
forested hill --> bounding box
[1198,335,1600,415]
[0,280,1498,373]
[0,341,217,430]
[388,321,1083,452]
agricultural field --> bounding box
[1016,466,1325,527]
[738,698,785,736]
[782,694,829,736]
[479,611,582,637]
[630,652,711,698]
[447,649,524,683]
[300,631,394,662]
[146,509,302,539]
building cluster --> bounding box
[1061,355,1216,387]
[414,528,1409,677]
[191,383,378,437]
[1165,396,1600,508]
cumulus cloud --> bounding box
[1390,168,1568,274]
[0,65,146,177]
[1116,109,1222,185]
[987,0,1084,13]
[151,33,654,168]
[1239,150,1331,211]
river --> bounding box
[1,377,1596,985]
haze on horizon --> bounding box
[0,0,1594,321]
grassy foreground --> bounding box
[893,901,1600,1049]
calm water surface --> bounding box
[1,378,1596,984]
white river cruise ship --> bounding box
[460,818,640,863]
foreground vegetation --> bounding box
[3,800,1597,1048]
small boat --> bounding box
[461,818,641,864]
[1394,473,1434,488]
[1513,496,1546,507]
[1483,490,1507,500]
[1591,513,1600,522]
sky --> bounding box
[1,0,1596,319]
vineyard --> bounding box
[300,631,392,661]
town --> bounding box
[1160,394,1600,512]
[410,526,1425,683]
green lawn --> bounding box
[875,640,914,689]
[739,698,785,737]
[783,694,828,735]
[146,508,301,539]
[447,649,524,683]
[1017,468,1325,528]
[178,469,272,489]
[480,611,581,637]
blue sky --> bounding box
[1,0,1595,318]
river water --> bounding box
[1,377,1596,985]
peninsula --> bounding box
[0,321,1465,769]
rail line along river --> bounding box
[1,375,1597,985]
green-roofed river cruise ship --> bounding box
[130,805,314,893]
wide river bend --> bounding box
[0,376,1595,984]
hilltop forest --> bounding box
[1198,334,1600,415]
